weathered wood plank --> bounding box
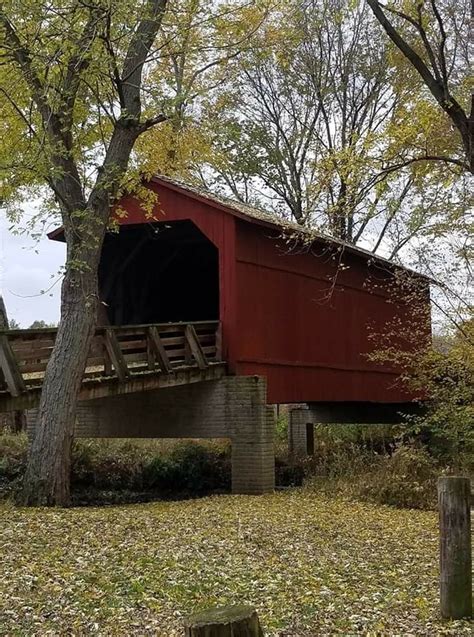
[113,337,148,352]
[153,335,186,347]
[15,348,55,363]
[103,336,113,376]
[146,327,156,371]
[104,329,130,382]
[0,335,26,396]
[215,322,223,361]
[148,326,172,373]
[185,324,208,370]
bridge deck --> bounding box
[0,321,225,412]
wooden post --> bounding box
[104,329,130,381]
[185,324,208,370]
[184,605,264,636]
[0,295,26,431]
[438,476,472,619]
[306,422,315,456]
[148,326,172,373]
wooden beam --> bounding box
[104,329,129,381]
[0,362,227,412]
[103,341,113,376]
[185,324,208,370]
[146,327,156,371]
[0,334,26,396]
[148,326,172,373]
[215,322,222,361]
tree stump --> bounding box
[183,605,264,636]
[438,476,472,619]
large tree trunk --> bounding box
[20,236,103,506]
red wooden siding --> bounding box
[56,177,429,405]
[233,220,425,404]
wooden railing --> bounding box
[0,321,222,397]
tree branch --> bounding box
[366,0,472,172]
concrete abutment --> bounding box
[27,376,275,495]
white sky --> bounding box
[0,208,65,327]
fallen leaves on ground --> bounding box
[0,491,471,635]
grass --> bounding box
[0,491,472,636]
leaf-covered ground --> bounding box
[0,491,471,635]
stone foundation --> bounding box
[27,376,275,495]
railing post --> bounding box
[148,326,171,373]
[438,476,472,619]
[104,329,130,381]
[0,333,26,396]
[184,324,208,369]
[215,321,222,361]
[184,606,264,636]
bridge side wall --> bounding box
[233,221,431,405]
[27,376,274,495]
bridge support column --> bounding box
[227,377,275,495]
[288,407,314,457]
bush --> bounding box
[142,443,230,493]
[0,435,231,502]
[0,432,27,496]
[302,440,473,510]
[356,445,440,509]
[71,439,154,491]
[275,456,305,487]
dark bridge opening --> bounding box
[99,220,219,325]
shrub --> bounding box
[275,456,305,487]
[143,443,231,493]
[0,435,231,502]
[0,432,27,477]
[72,439,153,491]
[0,432,27,496]
[356,444,440,509]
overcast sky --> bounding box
[0,207,65,327]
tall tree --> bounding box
[1,0,267,506]
[198,0,437,255]
[135,0,268,179]
[1,0,170,505]
[366,0,472,172]
[192,0,469,262]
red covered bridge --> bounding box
[91,175,430,405]
[1,176,430,493]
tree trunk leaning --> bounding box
[20,264,100,507]
[438,476,472,619]
[183,605,264,636]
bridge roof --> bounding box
[48,174,428,281]
[149,176,429,281]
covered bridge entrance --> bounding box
[99,220,219,326]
